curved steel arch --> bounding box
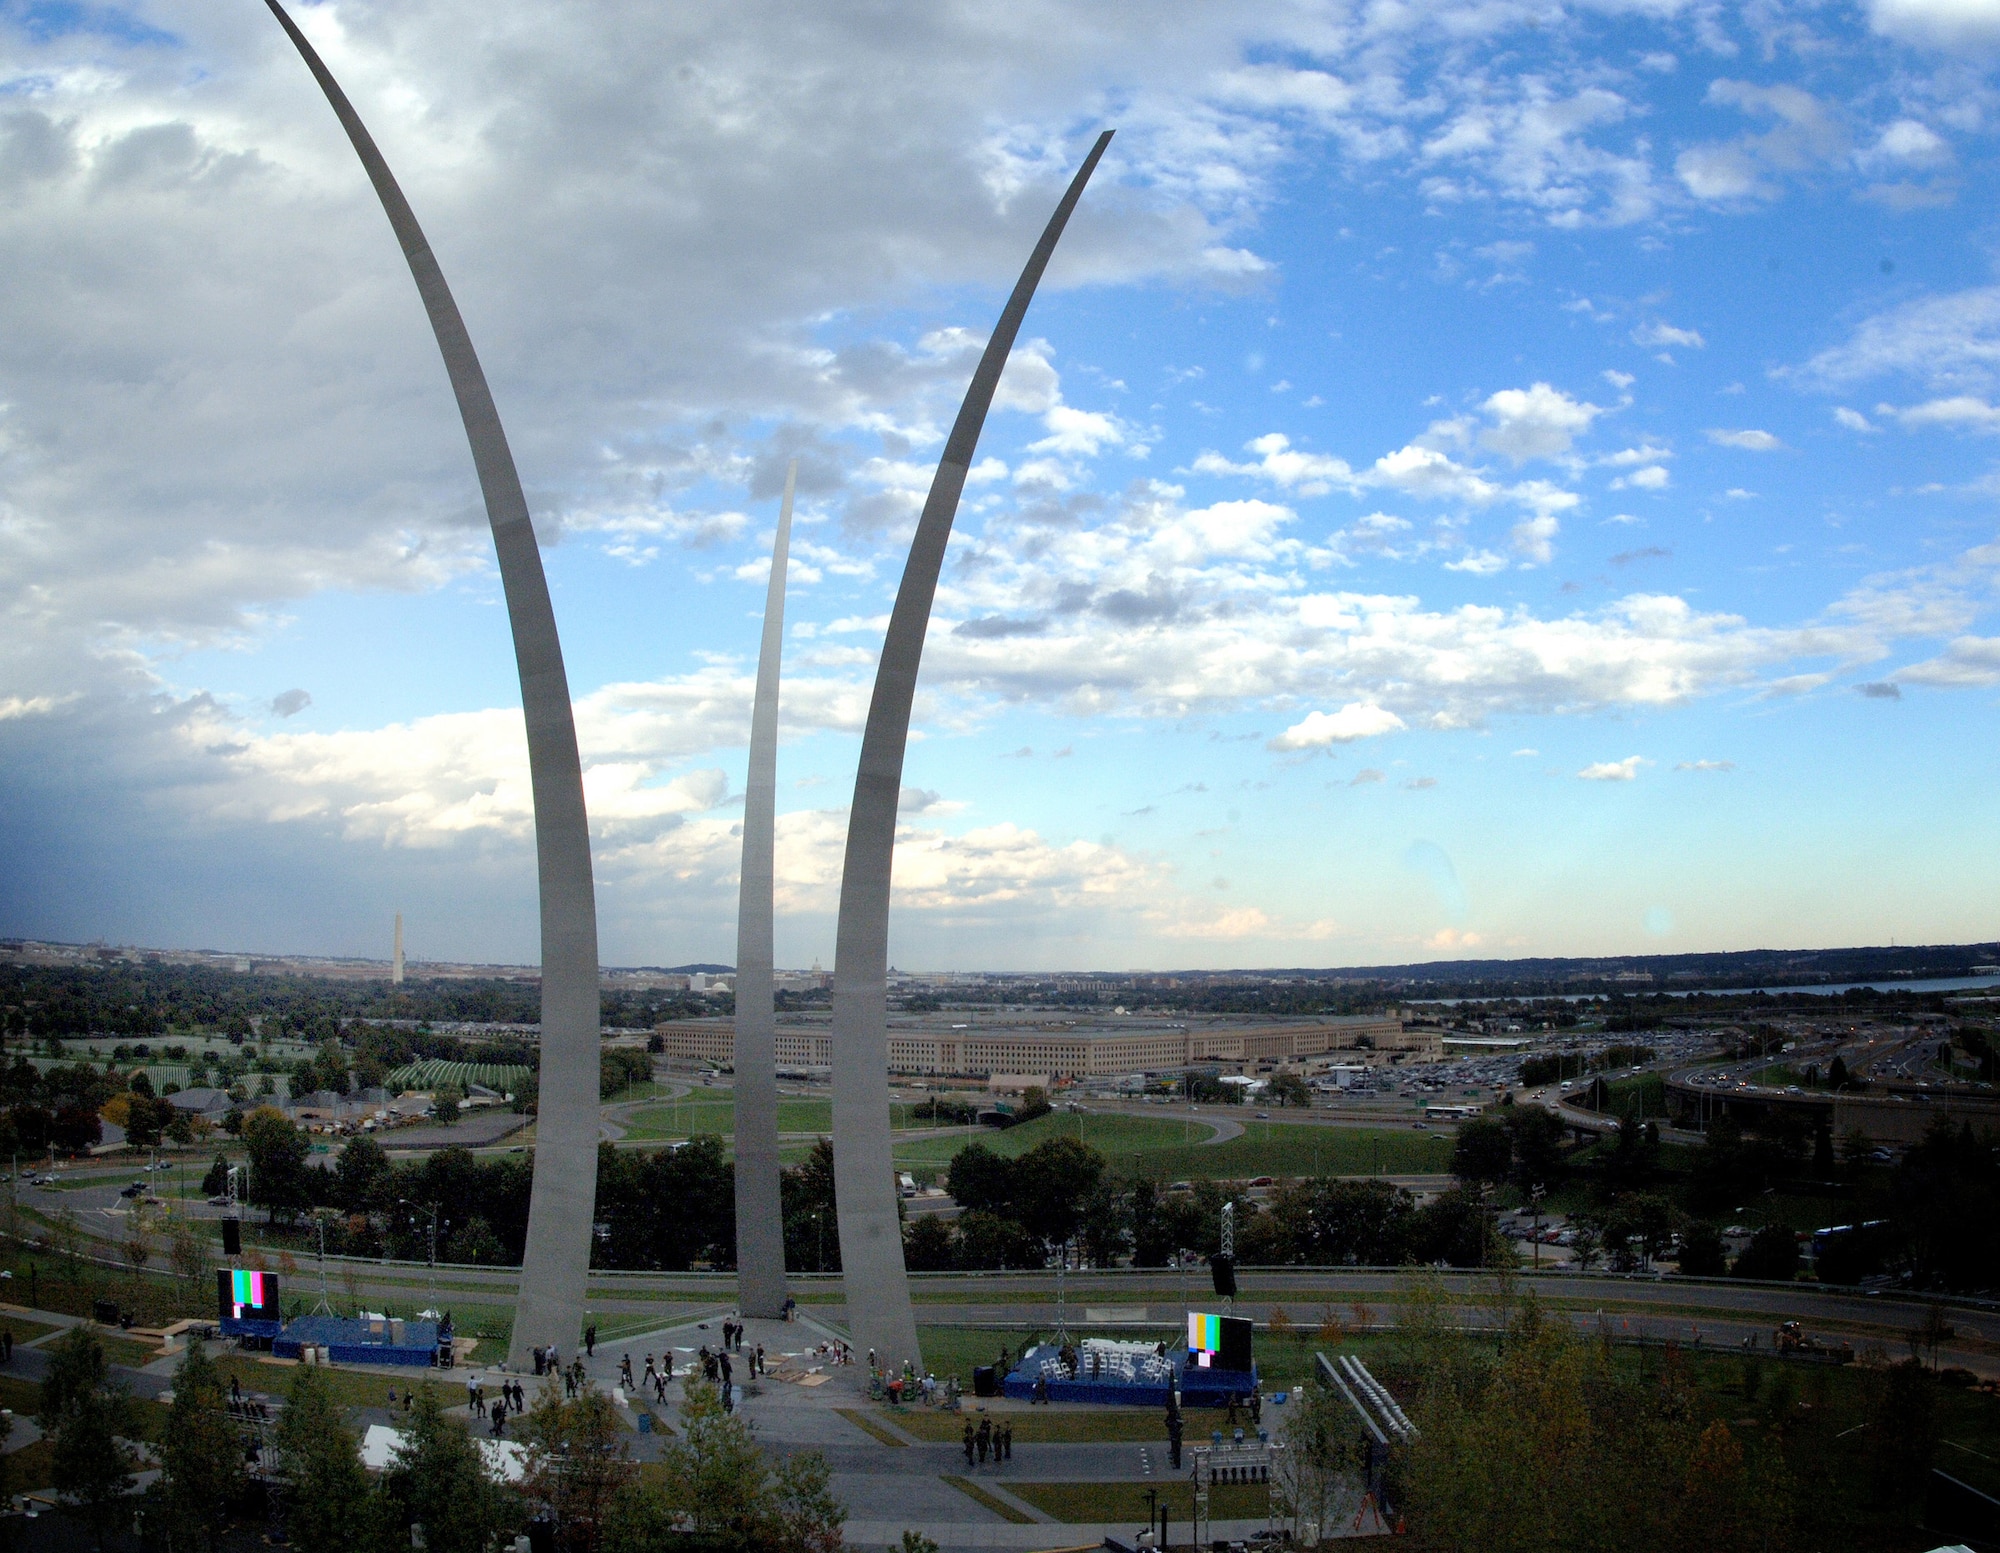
[734,460,796,1318]
[830,131,1113,1371]
[264,0,600,1369]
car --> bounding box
[207,1194,233,1206]
[1255,1110,1271,1119]
[119,1183,145,1198]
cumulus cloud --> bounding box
[1893,396,2000,432]
[1268,702,1406,750]
[1479,383,1603,463]
[1633,321,1705,350]
[1676,759,1735,771]
[1868,0,2000,46]
[1578,755,1646,780]
[1707,428,1784,451]
[1795,288,2000,393]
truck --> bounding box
[1773,1321,1855,1363]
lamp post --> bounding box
[397,1198,438,1310]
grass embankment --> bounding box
[891,1112,1451,1184]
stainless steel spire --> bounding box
[263,0,601,1369]
[733,460,796,1317]
[829,132,1113,1372]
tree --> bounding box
[781,1137,839,1273]
[1732,1225,1800,1282]
[1271,1376,1368,1535]
[242,1107,313,1224]
[333,1133,391,1212]
[156,1341,243,1551]
[523,1385,634,1553]
[275,1355,372,1553]
[1450,1117,1512,1185]
[1010,1135,1104,1249]
[39,1326,138,1548]
[1270,1072,1313,1108]
[630,1380,842,1552]
[1677,1220,1728,1277]
[902,1215,956,1272]
[201,1152,230,1197]
[1827,1054,1851,1091]
[431,1086,461,1126]
[375,1386,516,1553]
[443,1215,505,1266]
[943,1143,1013,1217]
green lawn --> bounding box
[1014,1480,1271,1524]
[620,1097,933,1142]
[892,1112,1452,1183]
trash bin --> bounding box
[637,1412,652,1435]
[973,1366,998,1397]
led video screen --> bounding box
[217,1267,280,1322]
[1187,1310,1253,1371]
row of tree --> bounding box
[35,1324,841,1553]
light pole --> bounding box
[398,1198,438,1311]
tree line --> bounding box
[34,1323,841,1552]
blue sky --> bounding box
[3,0,1999,968]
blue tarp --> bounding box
[1001,1343,1256,1407]
[273,1315,440,1368]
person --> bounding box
[2,1328,12,1363]
[976,1418,991,1464]
[387,1385,397,1409]
[720,1351,733,1396]
[754,1343,766,1377]
[230,1375,242,1405]
[532,1346,545,1376]
[466,1372,480,1414]
[621,1354,634,1389]
[999,1420,1012,1461]
[585,1324,597,1358]
[403,1389,413,1413]
[1250,1390,1262,1427]
[868,1347,876,1373]
[491,1400,506,1438]
[663,1349,674,1381]
[962,1419,976,1467]
[1226,1392,1239,1426]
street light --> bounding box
[397,1198,439,1309]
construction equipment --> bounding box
[1774,1321,1854,1363]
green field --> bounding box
[1014,1480,1271,1523]
[619,1097,935,1141]
[384,1058,532,1095]
[890,1112,1452,1183]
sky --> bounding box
[3,0,2000,972]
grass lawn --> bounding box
[619,1097,931,1142]
[939,1473,1034,1523]
[892,1112,1451,1183]
[0,1314,63,1347]
[1013,1480,1272,1524]
[889,1402,1238,1444]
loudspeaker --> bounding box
[222,1217,241,1257]
[1209,1252,1237,1298]
[973,1365,998,1397]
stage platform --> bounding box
[273,1314,441,1368]
[1002,1340,1256,1407]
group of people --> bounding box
[960,1415,1013,1466]
[461,1372,527,1438]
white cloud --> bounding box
[1510,513,1560,565]
[1268,702,1406,750]
[1633,321,1705,350]
[1833,407,1875,432]
[1578,755,1646,781]
[1894,396,2000,432]
[1868,0,2000,46]
[1795,287,2000,393]
[1611,465,1671,490]
[1901,635,2000,685]
[1193,433,1356,496]
[1675,759,1736,771]
[1479,383,1603,463]
[1707,428,1783,451]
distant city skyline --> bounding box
[4,0,2000,969]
